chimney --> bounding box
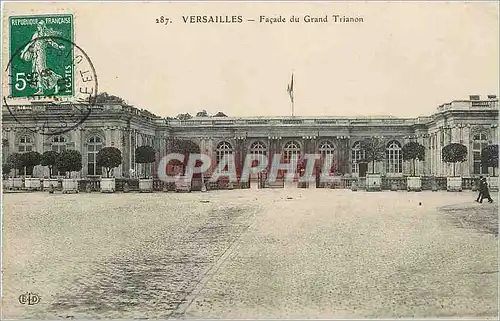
[469,95,480,101]
[487,94,497,100]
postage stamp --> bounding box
[9,14,74,98]
[4,14,97,136]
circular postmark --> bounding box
[4,35,98,136]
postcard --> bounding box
[1,1,498,319]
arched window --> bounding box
[283,140,300,163]
[249,141,267,155]
[51,135,67,153]
[319,141,335,158]
[351,141,365,174]
[473,133,489,174]
[87,135,103,176]
[216,141,233,164]
[18,135,33,153]
[386,140,402,173]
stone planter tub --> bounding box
[43,178,59,189]
[13,177,24,190]
[139,178,153,192]
[407,177,422,192]
[100,178,116,193]
[24,178,41,191]
[62,178,79,193]
[447,177,462,192]
[366,174,382,191]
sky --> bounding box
[2,1,499,118]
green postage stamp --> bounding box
[9,14,74,98]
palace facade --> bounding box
[2,95,499,179]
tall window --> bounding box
[473,133,488,174]
[18,135,33,152]
[319,141,335,158]
[386,140,402,174]
[250,141,267,155]
[216,141,233,165]
[87,136,103,176]
[283,141,300,163]
[52,135,67,153]
[351,141,365,174]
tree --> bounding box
[402,142,425,177]
[96,147,122,178]
[92,92,126,105]
[196,110,209,117]
[55,150,83,178]
[21,151,41,176]
[442,143,467,177]
[360,137,386,174]
[176,113,193,121]
[40,151,59,178]
[481,144,499,176]
[135,145,156,178]
[213,112,227,117]
[6,153,23,177]
[2,162,13,178]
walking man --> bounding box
[475,176,483,202]
[479,177,493,203]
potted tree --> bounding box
[360,137,385,191]
[7,153,24,189]
[2,162,13,189]
[22,151,42,190]
[55,150,82,193]
[481,144,499,191]
[40,151,59,189]
[402,142,425,192]
[135,145,156,192]
[96,147,122,193]
[442,143,467,192]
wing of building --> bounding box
[2,94,498,179]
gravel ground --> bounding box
[2,189,498,319]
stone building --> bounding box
[2,95,498,179]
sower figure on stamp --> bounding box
[479,177,493,203]
[19,20,65,95]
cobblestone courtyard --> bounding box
[2,189,498,319]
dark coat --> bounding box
[480,180,491,198]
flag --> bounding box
[287,73,294,103]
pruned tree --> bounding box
[6,153,23,177]
[92,92,126,105]
[135,145,156,178]
[442,143,467,177]
[2,162,13,178]
[55,150,83,178]
[481,144,499,176]
[40,151,59,178]
[96,147,122,178]
[402,142,425,177]
[21,151,41,176]
[195,110,209,117]
[360,137,386,174]
[213,112,227,117]
[176,113,193,121]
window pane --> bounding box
[27,146,32,152]
[88,163,95,175]
[473,162,480,174]
[88,145,94,152]
[473,143,480,150]
[473,152,480,160]
[88,153,95,162]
